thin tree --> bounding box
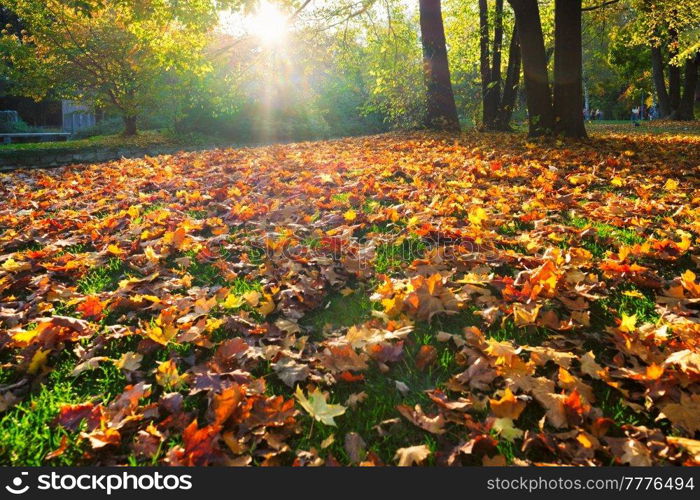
[479,0,521,131]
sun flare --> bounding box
[248,2,289,46]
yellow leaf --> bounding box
[206,317,224,332]
[155,359,186,389]
[223,293,246,309]
[491,417,524,442]
[144,246,160,264]
[257,294,276,316]
[611,177,624,187]
[513,303,541,326]
[107,244,124,256]
[146,323,178,345]
[321,434,335,449]
[28,348,50,375]
[619,313,637,333]
[13,328,39,344]
[663,179,679,191]
[468,206,487,226]
[343,209,357,221]
[295,386,346,426]
[2,258,30,273]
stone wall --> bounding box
[0,145,216,172]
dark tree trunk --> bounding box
[508,0,554,136]
[123,116,138,136]
[491,0,504,89]
[419,0,461,132]
[553,0,587,138]
[488,0,504,128]
[651,46,671,117]
[669,64,681,112]
[479,0,497,129]
[495,25,521,130]
[668,30,681,113]
[677,53,699,120]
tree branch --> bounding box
[582,0,620,12]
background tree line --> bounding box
[1,0,697,139]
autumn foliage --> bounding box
[1,129,699,466]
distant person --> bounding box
[631,106,640,122]
[596,109,603,120]
[648,105,656,120]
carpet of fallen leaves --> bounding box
[1,129,699,466]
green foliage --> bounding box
[0,0,228,133]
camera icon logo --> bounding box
[5,472,30,495]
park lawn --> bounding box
[587,120,700,136]
[0,130,182,153]
[0,130,226,170]
[0,126,699,466]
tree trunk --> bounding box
[122,116,138,136]
[677,53,699,120]
[419,0,461,132]
[553,0,587,138]
[495,25,521,130]
[668,30,681,113]
[491,0,504,86]
[650,46,671,117]
[508,0,554,136]
[479,0,498,129]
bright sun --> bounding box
[248,2,289,46]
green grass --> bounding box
[567,214,645,246]
[186,209,209,220]
[375,236,427,275]
[587,120,700,136]
[77,258,129,294]
[0,348,128,466]
[486,317,550,346]
[331,193,352,204]
[0,381,86,466]
[57,243,95,256]
[301,290,375,334]
[589,381,669,433]
[184,254,262,292]
[289,332,460,465]
[497,220,534,236]
[591,283,660,328]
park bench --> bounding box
[1,132,72,144]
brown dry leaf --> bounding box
[415,345,437,371]
[344,432,366,464]
[659,393,700,434]
[272,357,310,387]
[396,404,445,434]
